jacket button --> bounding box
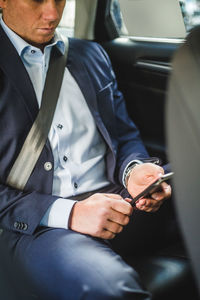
[14,222,19,229]
[20,222,25,230]
[23,224,28,231]
[44,162,52,171]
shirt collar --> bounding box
[0,17,65,56]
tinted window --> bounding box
[112,0,186,39]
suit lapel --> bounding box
[0,28,112,145]
[0,29,114,153]
[0,25,39,122]
[67,42,113,151]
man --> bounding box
[0,0,171,299]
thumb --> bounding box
[124,197,132,203]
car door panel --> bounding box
[102,39,181,163]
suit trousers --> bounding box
[14,227,151,300]
[4,184,179,300]
[3,184,152,300]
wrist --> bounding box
[68,201,79,230]
[123,157,161,188]
[124,163,140,188]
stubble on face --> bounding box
[0,0,66,49]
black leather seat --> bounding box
[112,199,199,299]
[128,247,198,299]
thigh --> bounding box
[14,228,150,300]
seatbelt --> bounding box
[6,38,69,190]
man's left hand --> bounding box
[126,163,171,213]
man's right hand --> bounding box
[69,193,133,239]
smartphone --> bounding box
[130,172,174,206]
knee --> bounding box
[45,256,151,300]
[18,230,151,300]
[74,259,151,300]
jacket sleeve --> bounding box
[96,44,150,184]
[0,182,57,235]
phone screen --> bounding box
[130,172,174,206]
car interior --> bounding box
[1,0,200,299]
[67,1,200,299]
[167,23,200,296]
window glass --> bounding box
[110,0,128,35]
[115,0,186,39]
[58,0,75,37]
[180,0,200,31]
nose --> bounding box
[42,0,60,22]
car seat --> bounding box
[166,24,200,297]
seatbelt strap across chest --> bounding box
[6,38,69,190]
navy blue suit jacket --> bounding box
[0,25,149,236]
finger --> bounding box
[108,209,130,226]
[104,193,123,200]
[161,182,172,197]
[104,220,124,234]
[125,198,132,203]
[135,198,152,207]
[136,198,162,210]
[136,202,161,212]
[110,199,133,216]
[140,206,160,213]
[151,183,171,200]
[101,229,116,240]
[145,198,163,207]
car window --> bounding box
[180,0,200,31]
[58,0,75,37]
[112,0,186,39]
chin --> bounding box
[30,37,53,49]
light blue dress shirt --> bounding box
[1,18,110,229]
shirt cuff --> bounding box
[40,198,77,229]
[122,159,143,188]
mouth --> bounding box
[37,27,56,34]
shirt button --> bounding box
[44,162,52,171]
[31,50,36,54]
[63,156,68,162]
[57,124,63,129]
[74,182,78,189]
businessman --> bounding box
[0,0,171,299]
